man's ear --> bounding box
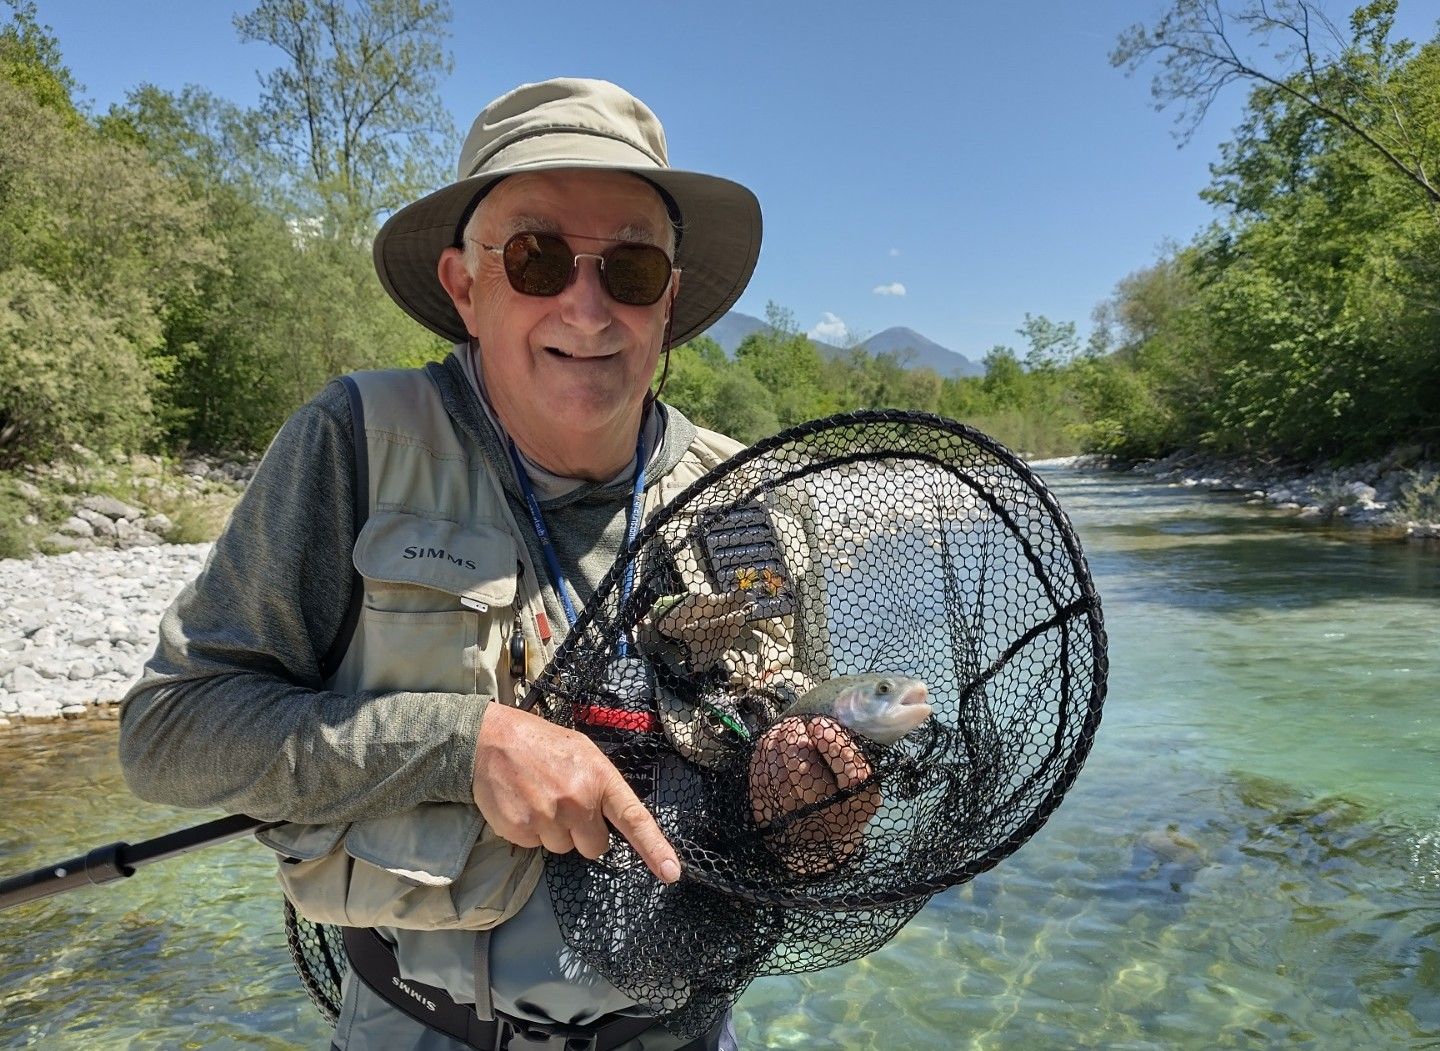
[437,247,479,336]
[665,270,682,324]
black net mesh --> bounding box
[527,410,1108,1038]
[284,900,347,1025]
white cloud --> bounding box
[888,247,901,257]
[808,312,849,342]
[872,282,907,297]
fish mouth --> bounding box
[895,682,931,713]
[870,682,932,743]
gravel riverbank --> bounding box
[1062,450,1440,540]
[0,544,208,728]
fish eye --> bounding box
[876,679,893,694]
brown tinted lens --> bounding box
[502,232,572,295]
[602,243,673,305]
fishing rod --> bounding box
[0,813,269,911]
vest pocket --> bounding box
[357,606,482,694]
[261,805,543,931]
[347,512,521,697]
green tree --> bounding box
[1017,313,1080,373]
[708,368,781,444]
[660,336,726,427]
[102,81,444,452]
[980,346,1025,407]
[234,0,455,238]
[1101,2,1440,462]
[0,1,79,123]
[0,80,218,460]
[734,302,826,426]
[98,84,273,201]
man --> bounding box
[120,78,858,1050]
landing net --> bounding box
[529,410,1108,1036]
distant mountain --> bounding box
[859,327,984,378]
[702,312,982,378]
[704,311,768,354]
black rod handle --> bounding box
[0,842,132,909]
[0,814,269,911]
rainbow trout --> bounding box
[781,673,932,745]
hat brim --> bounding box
[373,160,761,348]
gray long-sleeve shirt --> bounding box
[119,352,697,826]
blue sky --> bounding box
[32,1,1440,362]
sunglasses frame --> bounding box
[473,231,680,306]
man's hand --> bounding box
[748,715,881,875]
[473,703,681,884]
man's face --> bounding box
[449,170,677,446]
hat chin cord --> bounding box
[646,306,677,410]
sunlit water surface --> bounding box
[1,469,1437,1049]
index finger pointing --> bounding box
[601,774,681,884]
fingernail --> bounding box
[660,859,681,883]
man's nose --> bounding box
[557,253,612,334]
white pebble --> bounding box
[9,665,42,691]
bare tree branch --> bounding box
[1112,0,1440,212]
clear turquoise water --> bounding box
[2,469,1437,1049]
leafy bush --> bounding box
[0,268,156,467]
[1396,468,1440,524]
[0,471,47,559]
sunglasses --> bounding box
[477,231,678,306]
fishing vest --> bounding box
[257,364,745,931]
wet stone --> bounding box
[22,697,62,720]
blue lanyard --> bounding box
[508,427,649,655]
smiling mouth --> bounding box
[545,346,616,360]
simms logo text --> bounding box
[391,975,437,1012]
[402,546,477,571]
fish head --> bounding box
[830,675,932,745]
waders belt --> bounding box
[342,926,697,1050]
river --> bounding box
[1,467,1437,1049]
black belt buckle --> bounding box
[495,1012,598,1051]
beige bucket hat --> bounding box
[373,77,762,347]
